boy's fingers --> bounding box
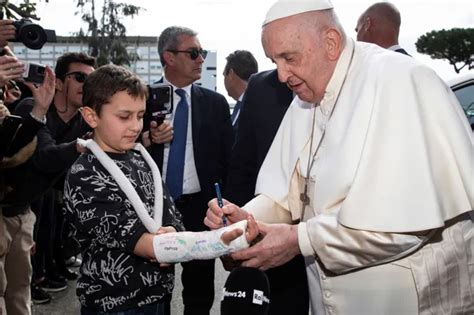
[221,228,244,245]
[245,216,259,242]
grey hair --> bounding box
[158,26,198,67]
[315,9,347,42]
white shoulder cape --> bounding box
[256,41,473,232]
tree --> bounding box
[75,0,142,66]
[416,28,474,73]
[0,0,46,20]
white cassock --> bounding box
[243,39,474,314]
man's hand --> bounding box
[0,55,23,87]
[230,223,301,270]
[26,66,55,120]
[149,120,173,144]
[205,198,249,230]
[0,103,10,119]
[0,20,16,48]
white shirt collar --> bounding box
[387,44,402,52]
[163,76,192,98]
[318,38,355,115]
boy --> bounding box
[65,65,256,314]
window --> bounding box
[12,46,26,56]
[41,46,54,58]
[135,61,148,74]
[27,49,40,58]
[150,46,159,59]
[55,46,68,55]
[451,77,474,129]
[149,61,162,74]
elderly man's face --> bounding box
[262,16,333,103]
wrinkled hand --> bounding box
[149,120,173,144]
[221,215,259,245]
[205,198,249,230]
[0,55,24,87]
[230,222,300,271]
[0,20,16,48]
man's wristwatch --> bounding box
[30,112,47,124]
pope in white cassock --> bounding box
[205,0,474,314]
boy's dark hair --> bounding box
[224,50,258,81]
[55,52,97,80]
[82,64,148,116]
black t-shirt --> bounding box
[64,149,184,312]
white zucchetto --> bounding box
[263,0,334,26]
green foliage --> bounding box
[416,28,474,73]
[76,0,142,66]
[0,0,47,20]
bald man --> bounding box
[355,2,410,55]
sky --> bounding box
[32,0,474,98]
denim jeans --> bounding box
[81,302,165,315]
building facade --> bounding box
[11,36,217,91]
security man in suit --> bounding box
[222,50,258,131]
[355,2,411,55]
[148,26,234,315]
[224,69,309,315]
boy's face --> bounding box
[86,91,146,153]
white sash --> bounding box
[77,139,163,233]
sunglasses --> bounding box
[64,71,88,83]
[6,80,19,91]
[167,48,208,60]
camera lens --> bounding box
[11,19,56,50]
[17,22,47,50]
[26,30,39,42]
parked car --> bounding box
[448,71,474,130]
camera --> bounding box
[146,83,173,123]
[11,19,56,50]
[23,62,46,84]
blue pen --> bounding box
[214,182,227,226]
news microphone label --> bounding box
[252,289,263,305]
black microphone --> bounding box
[221,267,270,315]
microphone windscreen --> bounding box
[221,267,270,315]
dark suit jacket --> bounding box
[395,47,410,56]
[149,83,234,207]
[225,70,292,206]
[224,70,309,315]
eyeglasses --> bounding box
[167,48,208,60]
[63,71,88,83]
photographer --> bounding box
[11,52,96,302]
[0,53,55,315]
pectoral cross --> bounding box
[300,182,310,209]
